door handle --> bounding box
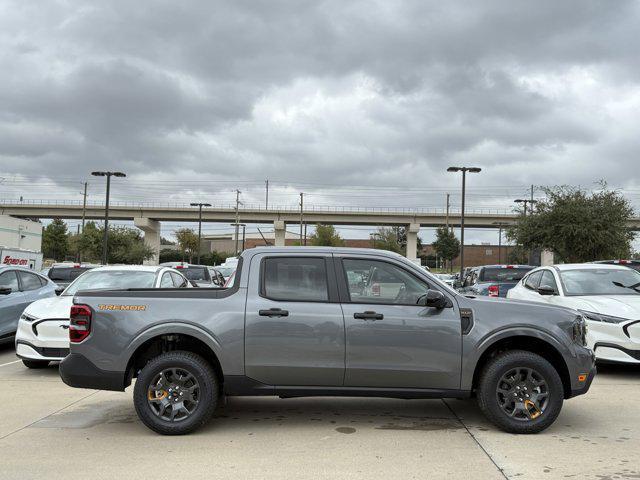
[259,308,289,317]
[354,311,383,321]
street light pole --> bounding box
[447,166,481,279]
[190,202,211,264]
[493,221,510,264]
[91,171,126,265]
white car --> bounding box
[507,263,640,364]
[15,265,191,368]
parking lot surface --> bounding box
[1,344,638,480]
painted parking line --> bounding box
[0,360,21,368]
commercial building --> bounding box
[0,215,42,251]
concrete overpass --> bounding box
[3,200,639,263]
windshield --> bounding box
[63,270,156,295]
[481,267,531,282]
[560,268,640,296]
[182,267,209,281]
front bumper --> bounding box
[587,320,640,365]
[568,348,597,398]
[59,353,128,391]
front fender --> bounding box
[460,326,573,390]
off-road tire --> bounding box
[477,350,563,434]
[133,351,219,435]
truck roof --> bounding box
[245,246,407,257]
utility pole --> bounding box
[81,182,87,232]
[265,179,269,210]
[91,171,126,265]
[445,193,450,230]
[447,166,482,279]
[234,189,241,255]
[190,202,211,264]
[299,193,304,244]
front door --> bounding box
[245,254,345,386]
[337,256,461,390]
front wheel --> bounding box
[133,351,219,435]
[477,350,564,434]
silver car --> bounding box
[0,266,57,339]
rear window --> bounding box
[262,257,328,302]
[182,267,209,281]
[481,267,532,282]
[48,267,92,282]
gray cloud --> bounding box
[1,0,639,235]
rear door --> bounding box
[336,255,462,390]
[244,253,345,386]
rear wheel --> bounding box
[22,359,49,369]
[477,350,563,434]
[133,351,219,435]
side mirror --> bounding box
[55,287,65,296]
[537,285,556,296]
[418,289,450,309]
[0,287,12,295]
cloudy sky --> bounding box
[1,0,639,244]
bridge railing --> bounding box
[0,198,516,216]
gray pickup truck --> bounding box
[60,247,595,435]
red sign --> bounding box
[3,256,28,266]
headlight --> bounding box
[20,313,37,322]
[578,310,631,324]
[572,315,587,346]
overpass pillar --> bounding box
[406,223,420,263]
[134,217,161,265]
[274,220,286,246]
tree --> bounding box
[69,222,154,264]
[175,228,199,262]
[507,185,636,263]
[372,227,403,253]
[431,226,460,271]
[309,224,344,247]
[160,237,175,245]
[42,218,69,261]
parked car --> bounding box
[45,263,99,288]
[507,263,640,364]
[0,266,57,340]
[592,259,640,272]
[60,247,594,435]
[459,265,534,297]
[434,273,456,287]
[15,265,191,368]
[160,262,215,287]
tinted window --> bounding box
[560,268,640,296]
[182,267,209,282]
[540,271,558,293]
[481,267,532,282]
[524,271,543,290]
[262,257,328,301]
[48,267,92,282]
[19,271,44,291]
[160,273,174,288]
[0,270,19,291]
[343,259,429,305]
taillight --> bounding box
[69,304,92,343]
[371,283,380,296]
[488,285,499,297]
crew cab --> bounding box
[60,247,595,435]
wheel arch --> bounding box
[470,334,572,399]
[123,325,224,388]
